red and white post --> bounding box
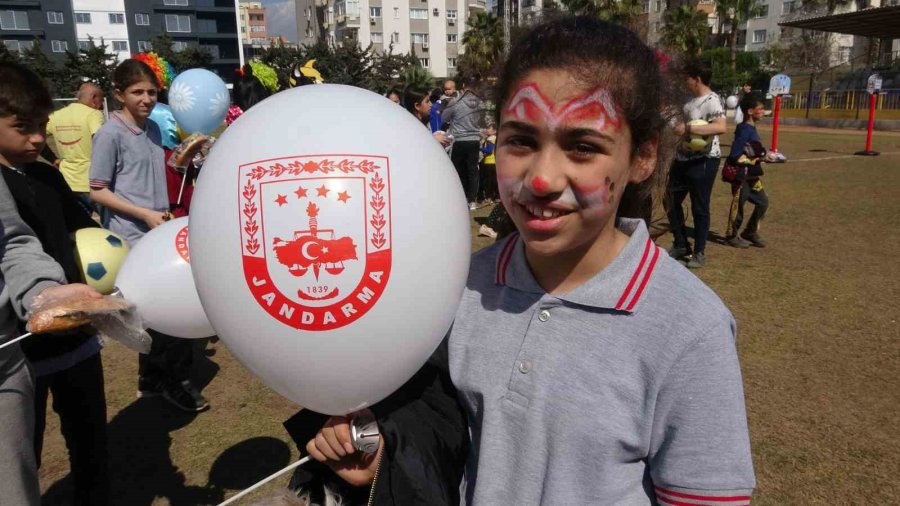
[855,91,880,156]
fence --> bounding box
[778,89,900,120]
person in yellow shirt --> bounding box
[43,82,105,212]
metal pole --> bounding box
[235,0,245,68]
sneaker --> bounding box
[468,202,478,211]
[726,236,751,249]
[163,380,210,412]
[687,252,706,269]
[741,232,767,248]
[137,376,164,398]
[478,224,498,239]
[668,246,690,260]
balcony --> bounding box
[337,15,360,27]
[468,0,487,10]
[195,0,234,12]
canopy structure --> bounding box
[779,5,900,38]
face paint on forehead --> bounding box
[503,82,621,132]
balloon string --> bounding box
[0,333,32,351]
[176,170,188,207]
[217,456,311,506]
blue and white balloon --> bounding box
[168,68,230,135]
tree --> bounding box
[19,40,67,96]
[714,0,765,70]
[369,43,420,94]
[459,12,503,79]
[256,41,305,89]
[559,0,644,27]
[63,37,118,97]
[661,5,710,57]
[401,64,434,90]
[0,42,17,63]
[150,33,213,73]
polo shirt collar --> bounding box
[112,111,145,136]
[494,218,662,314]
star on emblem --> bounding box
[274,194,288,206]
[294,186,308,199]
[316,185,330,197]
[337,191,351,203]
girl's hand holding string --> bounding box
[305,409,383,487]
[142,209,167,229]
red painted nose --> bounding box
[530,176,549,193]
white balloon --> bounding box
[726,95,739,109]
[115,217,215,339]
[190,85,470,415]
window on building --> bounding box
[371,32,383,43]
[411,32,428,44]
[655,0,661,12]
[251,25,265,32]
[109,13,125,24]
[51,40,68,53]
[74,12,91,24]
[447,9,457,20]
[448,57,457,68]
[752,29,766,43]
[370,6,381,17]
[47,11,64,24]
[166,14,191,33]
[782,1,795,14]
[393,7,400,19]
[199,44,220,59]
[4,39,34,52]
[198,18,217,32]
[112,41,128,51]
[77,40,92,50]
[642,0,650,13]
[447,33,457,43]
[135,13,150,25]
[410,8,428,19]
[172,41,189,52]
[137,40,151,51]
[391,31,399,43]
[754,4,768,18]
[164,0,189,5]
[419,58,429,67]
[0,10,30,30]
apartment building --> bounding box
[72,0,131,61]
[296,0,488,77]
[1,0,77,59]
[123,0,241,76]
[239,0,268,44]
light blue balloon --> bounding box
[168,68,230,135]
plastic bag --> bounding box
[27,292,152,354]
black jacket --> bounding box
[1,161,99,361]
[283,337,468,505]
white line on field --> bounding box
[788,151,900,163]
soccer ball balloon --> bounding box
[74,228,130,294]
[683,119,710,152]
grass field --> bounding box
[38,126,900,505]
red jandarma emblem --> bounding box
[175,225,191,263]
[238,155,392,331]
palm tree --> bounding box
[715,0,765,70]
[661,5,710,57]
[459,12,502,78]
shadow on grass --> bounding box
[206,437,292,501]
[42,341,221,506]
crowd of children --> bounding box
[0,14,767,506]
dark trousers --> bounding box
[451,141,480,203]
[34,352,109,506]
[478,162,497,202]
[667,157,720,254]
[139,329,194,386]
[726,178,769,238]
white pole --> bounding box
[235,0,245,68]
[217,456,310,506]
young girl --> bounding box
[89,59,209,412]
[402,85,452,148]
[302,16,754,505]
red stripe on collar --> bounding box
[615,238,659,311]
[494,234,518,285]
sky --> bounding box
[260,0,298,43]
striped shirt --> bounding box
[449,218,755,505]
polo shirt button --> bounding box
[518,360,532,374]
[538,309,550,322]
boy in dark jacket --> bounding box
[725,94,770,248]
[0,62,109,505]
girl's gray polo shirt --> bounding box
[449,218,754,505]
[89,112,168,246]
